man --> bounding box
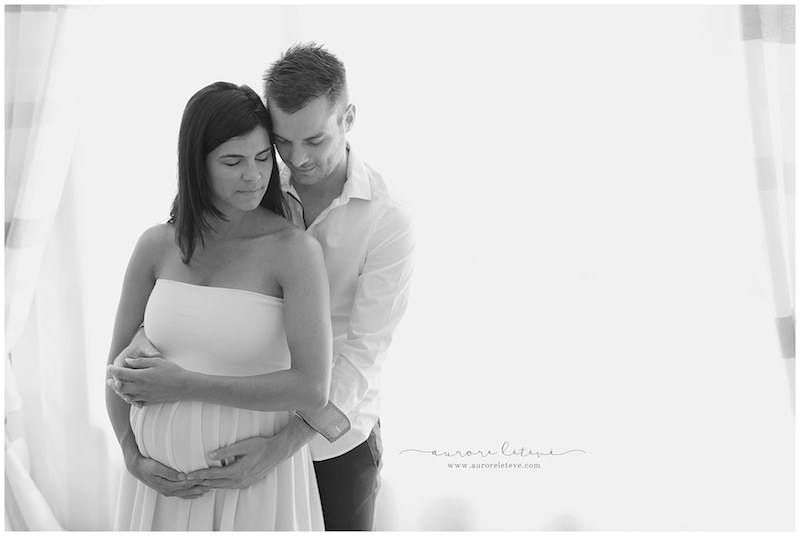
[110,43,414,530]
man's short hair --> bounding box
[263,42,348,115]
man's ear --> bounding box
[343,103,356,133]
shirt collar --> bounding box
[280,144,372,202]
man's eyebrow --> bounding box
[272,133,325,142]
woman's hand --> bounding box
[128,454,212,500]
[107,357,191,406]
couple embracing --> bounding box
[105,43,414,531]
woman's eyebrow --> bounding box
[218,147,272,158]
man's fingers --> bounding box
[113,350,160,369]
[131,335,161,358]
[138,345,161,358]
[207,437,259,462]
[124,357,160,369]
[208,446,237,463]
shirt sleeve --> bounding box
[328,201,416,418]
[295,402,351,443]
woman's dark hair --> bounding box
[168,81,287,263]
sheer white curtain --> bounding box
[4,5,112,530]
[740,4,795,408]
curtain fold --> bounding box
[5,355,62,530]
[5,5,110,530]
[5,5,80,353]
[740,5,796,408]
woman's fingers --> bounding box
[106,377,122,391]
[107,364,134,381]
[186,467,228,481]
[106,378,147,406]
[106,377,132,396]
[162,481,209,498]
[171,486,212,499]
[152,465,186,482]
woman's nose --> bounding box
[242,160,261,182]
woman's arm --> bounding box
[105,225,207,498]
[105,227,160,467]
[109,230,333,413]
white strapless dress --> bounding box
[113,279,324,531]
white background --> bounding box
[61,4,794,530]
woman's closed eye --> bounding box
[221,156,270,167]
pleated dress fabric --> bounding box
[113,279,324,531]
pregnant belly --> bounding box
[130,401,290,474]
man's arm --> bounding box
[325,202,415,418]
[184,414,317,488]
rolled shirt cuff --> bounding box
[295,401,351,443]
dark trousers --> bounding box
[313,422,382,531]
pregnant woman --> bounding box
[105,82,331,530]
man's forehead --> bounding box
[269,101,336,137]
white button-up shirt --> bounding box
[280,146,415,461]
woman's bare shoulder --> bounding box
[264,222,323,272]
[131,222,175,266]
[250,209,312,249]
[137,222,173,250]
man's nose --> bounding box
[289,144,309,168]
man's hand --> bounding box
[107,327,163,407]
[129,455,212,500]
[114,326,161,367]
[183,436,290,490]
[184,418,317,490]
[107,357,189,406]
